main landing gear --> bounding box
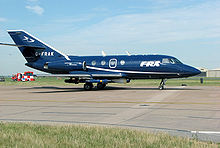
[159,79,167,90]
[84,82,93,91]
[83,82,106,91]
[97,83,106,90]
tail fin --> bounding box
[7,30,70,62]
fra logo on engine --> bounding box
[140,61,160,67]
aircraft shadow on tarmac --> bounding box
[17,86,201,94]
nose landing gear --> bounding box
[159,79,167,90]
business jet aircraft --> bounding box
[0,30,201,90]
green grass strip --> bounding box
[0,122,218,148]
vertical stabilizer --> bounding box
[7,30,70,62]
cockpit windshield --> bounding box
[162,58,182,64]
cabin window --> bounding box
[101,60,106,65]
[120,60,125,65]
[91,61,96,66]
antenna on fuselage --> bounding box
[102,50,106,57]
[126,51,131,56]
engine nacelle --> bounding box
[44,60,86,71]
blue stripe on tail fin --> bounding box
[7,30,70,62]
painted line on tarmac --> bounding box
[191,131,220,134]
[0,99,219,105]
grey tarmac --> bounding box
[1,85,220,142]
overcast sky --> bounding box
[0,0,220,75]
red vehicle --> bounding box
[12,71,35,81]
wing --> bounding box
[38,72,124,79]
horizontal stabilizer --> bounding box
[0,43,45,49]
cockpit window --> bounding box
[162,58,182,64]
[169,59,175,64]
[162,58,170,64]
[173,58,182,64]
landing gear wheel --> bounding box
[97,83,106,90]
[159,79,167,90]
[159,85,164,90]
[84,83,93,91]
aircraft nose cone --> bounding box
[192,68,201,76]
[183,65,201,76]
[178,65,201,77]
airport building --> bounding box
[196,67,220,77]
[207,69,220,77]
